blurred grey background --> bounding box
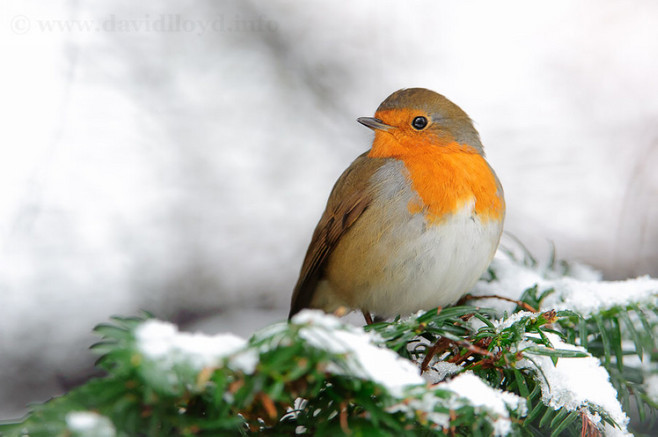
[1,0,657,419]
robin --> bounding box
[288,88,505,324]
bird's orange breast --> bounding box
[367,131,504,224]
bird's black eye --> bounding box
[411,116,428,130]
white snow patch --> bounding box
[392,373,526,435]
[440,373,527,436]
[601,423,634,437]
[291,310,423,396]
[520,333,629,433]
[544,276,658,316]
[291,309,346,330]
[136,319,257,373]
[473,251,658,317]
[66,411,116,437]
[422,361,463,384]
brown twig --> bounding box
[420,337,453,373]
[580,409,601,437]
[449,338,494,365]
[339,401,351,435]
[461,293,538,313]
[421,336,494,373]
[258,392,278,421]
[449,409,457,436]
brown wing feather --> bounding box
[288,153,387,319]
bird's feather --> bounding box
[288,152,387,319]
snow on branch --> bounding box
[2,250,657,436]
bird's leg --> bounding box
[362,310,374,325]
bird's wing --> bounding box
[288,153,387,319]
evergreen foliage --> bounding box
[2,251,657,436]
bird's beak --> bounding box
[357,117,392,132]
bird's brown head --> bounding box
[358,88,484,158]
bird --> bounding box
[288,88,505,324]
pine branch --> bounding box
[1,249,657,436]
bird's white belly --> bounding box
[316,160,503,317]
[361,204,502,316]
